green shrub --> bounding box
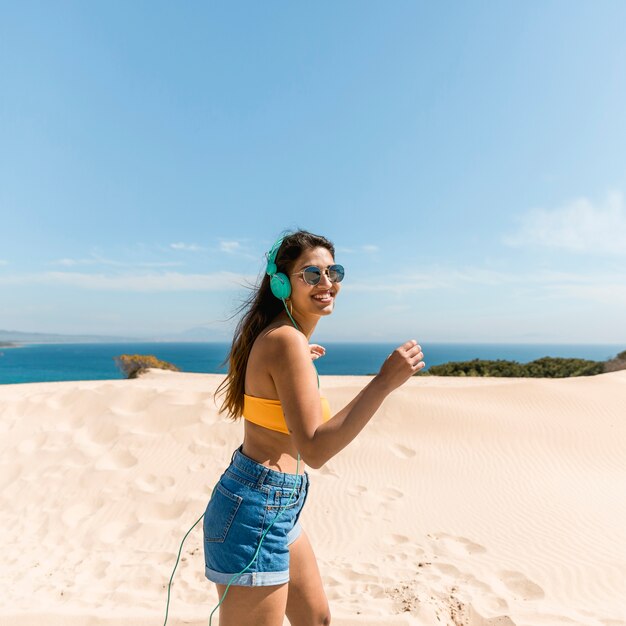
[114,354,180,379]
[424,356,606,378]
[603,350,626,373]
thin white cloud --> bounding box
[217,239,259,261]
[52,258,88,267]
[0,270,253,292]
[5,261,625,308]
[504,191,626,255]
[170,242,204,252]
[548,281,626,306]
[50,254,183,268]
[50,254,126,267]
[362,244,379,253]
[219,240,242,253]
[137,261,185,268]
[347,265,626,304]
[348,267,513,293]
[0,259,8,266]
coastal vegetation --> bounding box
[421,350,626,378]
[604,350,626,372]
[114,354,180,379]
[111,350,626,380]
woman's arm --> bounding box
[267,328,424,469]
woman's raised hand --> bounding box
[377,340,425,392]
[309,344,326,360]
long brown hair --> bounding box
[215,230,336,420]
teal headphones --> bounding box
[266,235,302,330]
[266,236,291,300]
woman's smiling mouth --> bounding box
[312,291,333,303]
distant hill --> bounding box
[0,326,230,345]
[0,329,143,344]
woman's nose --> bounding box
[318,270,333,287]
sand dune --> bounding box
[1,369,625,625]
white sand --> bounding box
[1,369,625,626]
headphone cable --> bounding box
[163,510,205,626]
[163,453,301,626]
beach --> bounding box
[1,369,625,626]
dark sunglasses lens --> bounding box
[329,265,345,283]
[302,267,322,285]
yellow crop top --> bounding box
[242,394,331,435]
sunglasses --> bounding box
[291,264,345,286]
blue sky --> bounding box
[1,1,625,343]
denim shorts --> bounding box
[203,445,310,586]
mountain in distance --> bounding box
[0,329,144,344]
[0,326,231,345]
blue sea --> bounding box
[0,342,623,385]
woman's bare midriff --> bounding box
[241,325,309,475]
[241,420,305,475]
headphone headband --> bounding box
[265,236,285,276]
[265,235,292,302]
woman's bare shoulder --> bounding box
[257,323,309,356]
[246,324,310,397]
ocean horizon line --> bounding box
[1,341,624,385]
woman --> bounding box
[205,230,425,625]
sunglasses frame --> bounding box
[291,264,345,286]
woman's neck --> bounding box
[278,309,318,339]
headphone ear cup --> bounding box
[270,273,291,300]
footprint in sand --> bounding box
[499,569,544,600]
[381,487,404,502]
[96,520,142,544]
[187,430,227,453]
[381,536,426,566]
[134,412,198,436]
[137,500,188,522]
[464,572,496,595]
[17,433,47,455]
[77,421,119,447]
[318,465,340,479]
[389,443,416,459]
[65,450,92,467]
[338,565,382,584]
[41,433,72,453]
[0,465,21,490]
[476,593,510,614]
[478,616,516,626]
[61,502,98,529]
[91,561,110,581]
[347,484,367,497]
[433,562,462,577]
[95,449,138,470]
[383,533,411,545]
[152,551,179,565]
[135,474,176,493]
[188,460,208,472]
[427,532,487,556]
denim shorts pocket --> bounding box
[204,482,243,543]
[266,485,306,510]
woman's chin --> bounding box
[317,302,335,316]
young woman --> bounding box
[204,230,425,625]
